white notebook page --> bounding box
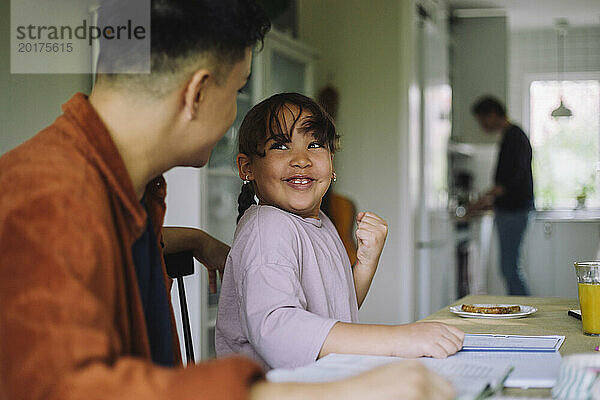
[268,353,511,400]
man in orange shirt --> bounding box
[0,1,454,399]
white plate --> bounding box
[449,304,538,319]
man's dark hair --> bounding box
[97,0,270,95]
[471,96,506,118]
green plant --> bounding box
[576,174,596,201]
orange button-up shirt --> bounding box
[0,93,263,400]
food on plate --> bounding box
[461,304,521,314]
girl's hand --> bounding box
[355,212,388,270]
[392,322,465,358]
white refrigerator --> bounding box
[414,6,456,319]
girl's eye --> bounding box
[308,142,324,149]
[270,142,289,150]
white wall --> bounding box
[0,1,92,155]
[298,0,419,323]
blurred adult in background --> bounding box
[318,85,359,265]
[467,96,534,295]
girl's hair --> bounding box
[236,92,339,222]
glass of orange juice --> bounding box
[574,262,600,336]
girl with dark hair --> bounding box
[215,93,464,370]
[234,92,340,223]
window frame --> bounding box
[523,71,600,210]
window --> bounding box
[529,80,600,209]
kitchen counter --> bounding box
[451,209,599,298]
[534,209,600,222]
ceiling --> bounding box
[449,0,600,29]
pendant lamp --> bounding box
[551,19,573,119]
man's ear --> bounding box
[237,153,254,181]
[183,69,211,120]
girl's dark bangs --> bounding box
[299,114,333,147]
[238,92,339,158]
[264,99,338,151]
[264,102,301,144]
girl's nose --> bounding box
[290,150,311,169]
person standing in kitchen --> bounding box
[468,96,534,296]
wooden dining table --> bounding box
[423,295,597,397]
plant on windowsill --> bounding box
[575,177,595,210]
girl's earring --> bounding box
[243,176,251,184]
[332,172,337,182]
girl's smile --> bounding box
[283,174,316,191]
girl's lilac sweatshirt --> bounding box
[216,204,359,370]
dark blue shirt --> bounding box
[494,124,535,211]
[131,201,174,367]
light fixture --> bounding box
[551,99,572,118]
[551,19,573,119]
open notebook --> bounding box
[268,353,513,400]
[463,334,565,353]
[267,335,564,398]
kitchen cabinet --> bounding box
[484,214,600,299]
[164,29,317,361]
[520,220,555,297]
[523,218,600,298]
[450,14,507,144]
